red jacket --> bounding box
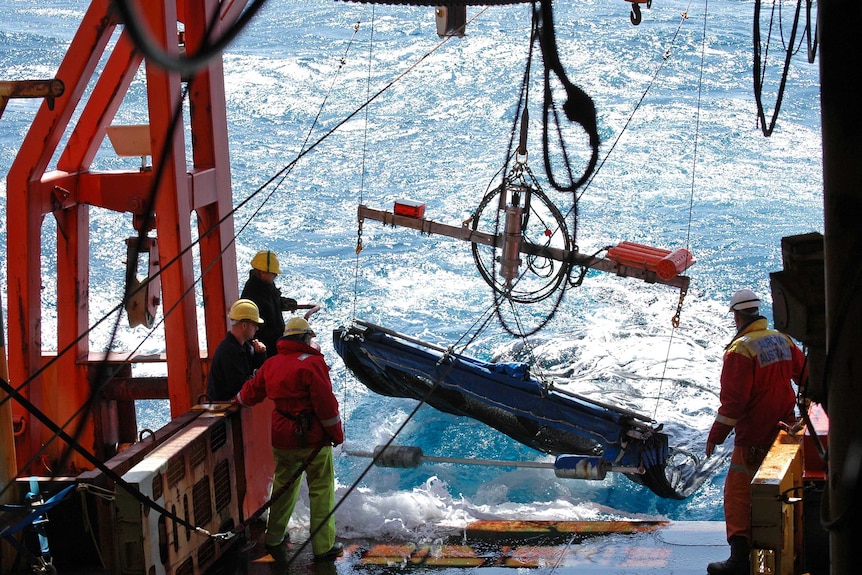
[236,338,344,450]
[709,317,805,447]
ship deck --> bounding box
[210,520,729,575]
[9,519,727,574]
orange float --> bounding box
[607,242,694,280]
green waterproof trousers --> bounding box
[264,445,336,556]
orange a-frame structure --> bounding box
[4,0,272,518]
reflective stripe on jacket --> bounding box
[709,317,805,447]
[237,338,344,449]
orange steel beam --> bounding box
[41,169,224,214]
[51,24,143,473]
[7,0,119,474]
[184,0,238,366]
[4,0,244,475]
[142,0,204,418]
[57,32,142,172]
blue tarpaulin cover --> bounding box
[333,321,689,499]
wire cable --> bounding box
[353,8,376,324]
[113,0,271,75]
[653,0,706,419]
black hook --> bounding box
[630,3,642,25]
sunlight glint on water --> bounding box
[0,0,822,535]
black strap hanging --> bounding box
[534,0,600,193]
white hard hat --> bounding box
[729,289,761,312]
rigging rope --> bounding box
[575,2,698,204]
[234,20,363,245]
[346,5,377,442]
[805,0,818,63]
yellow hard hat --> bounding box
[228,299,264,324]
[251,250,282,274]
[284,316,315,337]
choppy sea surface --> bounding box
[0,0,823,540]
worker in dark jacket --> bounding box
[241,250,298,357]
[706,289,806,575]
[205,299,266,401]
[236,317,344,563]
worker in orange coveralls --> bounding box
[235,317,344,564]
[706,288,806,575]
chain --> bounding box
[671,284,688,328]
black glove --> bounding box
[281,297,298,312]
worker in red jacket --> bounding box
[236,317,344,563]
[706,289,806,575]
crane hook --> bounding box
[630,3,642,25]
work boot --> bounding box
[707,536,750,575]
[265,542,289,565]
[313,542,344,562]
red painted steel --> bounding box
[4,0,272,519]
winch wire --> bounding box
[652,0,708,419]
[573,0,700,205]
[352,5,375,325]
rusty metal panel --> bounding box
[115,410,242,575]
[751,431,804,575]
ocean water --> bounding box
[0,0,823,541]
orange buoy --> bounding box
[607,242,694,279]
[607,242,670,272]
[656,248,695,280]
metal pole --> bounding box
[819,0,862,573]
[345,449,555,469]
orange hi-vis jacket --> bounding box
[709,317,806,448]
[237,338,344,450]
